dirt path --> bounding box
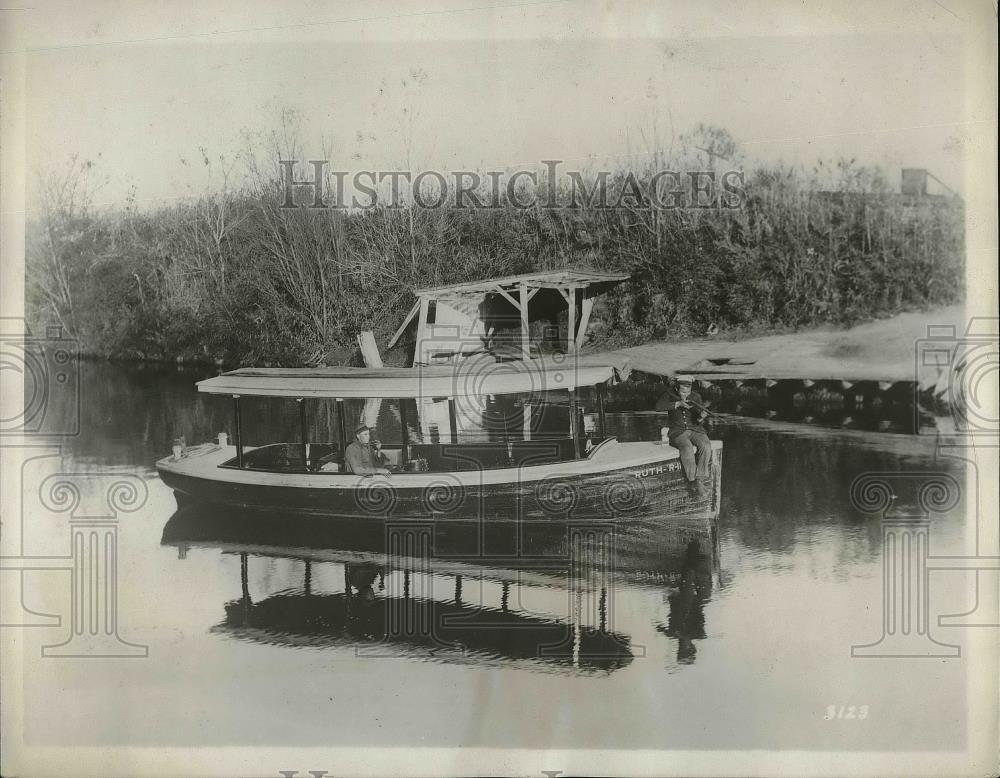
[588,305,967,389]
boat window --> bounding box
[221,388,610,474]
[234,396,302,448]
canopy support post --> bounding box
[566,285,577,353]
[596,383,607,439]
[519,283,530,359]
[297,398,307,467]
[335,399,348,466]
[448,399,459,444]
[414,296,430,365]
[232,396,244,468]
[569,388,580,459]
[576,292,594,350]
[399,399,411,464]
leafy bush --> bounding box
[26,138,963,365]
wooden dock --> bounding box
[587,305,967,392]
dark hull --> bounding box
[159,453,722,522]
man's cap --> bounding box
[354,424,371,435]
[675,375,694,385]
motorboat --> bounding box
[155,357,722,521]
[156,269,722,521]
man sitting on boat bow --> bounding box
[345,425,392,476]
[655,376,713,487]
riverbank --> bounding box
[29,150,962,370]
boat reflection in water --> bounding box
[161,507,720,674]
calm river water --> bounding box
[16,362,971,752]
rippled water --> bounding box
[15,362,970,750]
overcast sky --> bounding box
[5,0,990,210]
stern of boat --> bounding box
[587,437,724,520]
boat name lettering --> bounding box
[633,462,681,478]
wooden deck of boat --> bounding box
[586,305,965,390]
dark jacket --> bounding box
[655,388,708,436]
[344,440,385,475]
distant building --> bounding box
[901,168,929,196]
[804,169,961,219]
[901,168,959,199]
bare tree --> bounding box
[27,154,106,337]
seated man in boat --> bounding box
[344,424,392,476]
[655,376,713,484]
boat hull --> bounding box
[156,439,723,522]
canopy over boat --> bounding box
[413,268,630,298]
[197,359,619,399]
[388,267,631,362]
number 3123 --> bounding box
[825,705,869,720]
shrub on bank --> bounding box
[26,149,963,366]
